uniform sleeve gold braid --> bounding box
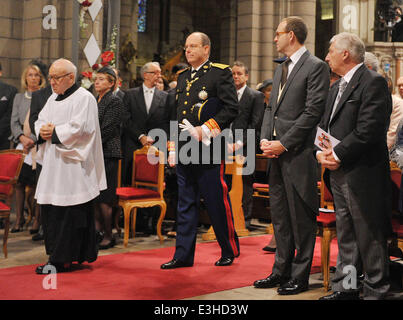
[204,118,221,133]
[167,141,175,152]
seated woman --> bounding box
[10,63,46,232]
[93,66,123,249]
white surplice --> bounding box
[34,87,107,206]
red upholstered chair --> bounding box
[316,166,337,291]
[0,149,25,258]
[390,161,403,253]
[116,146,166,247]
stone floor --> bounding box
[1,215,402,301]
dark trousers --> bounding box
[269,158,317,282]
[329,169,390,299]
[174,162,240,265]
[41,200,98,265]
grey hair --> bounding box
[364,52,379,72]
[52,58,77,79]
[140,61,160,80]
[329,32,365,64]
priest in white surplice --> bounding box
[34,59,106,274]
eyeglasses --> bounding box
[145,71,161,75]
[275,31,288,37]
[183,44,203,51]
[48,72,72,82]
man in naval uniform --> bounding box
[161,31,240,269]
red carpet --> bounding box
[0,235,337,300]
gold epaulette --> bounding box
[177,67,190,75]
[211,63,229,70]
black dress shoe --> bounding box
[253,273,289,288]
[160,259,193,269]
[215,257,234,266]
[99,238,115,250]
[35,262,71,274]
[319,291,360,300]
[32,232,44,241]
[262,245,276,252]
[277,278,309,295]
[29,229,39,235]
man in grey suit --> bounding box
[318,33,392,300]
[253,16,329,295]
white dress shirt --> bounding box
[142,83,155,114]
[237,84,247,101]
[286,46,307,79]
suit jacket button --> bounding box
[183,110,186,115]
[184,101,188,105]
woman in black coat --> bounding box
[93,66,123,249]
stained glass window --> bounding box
[138,0,147,32]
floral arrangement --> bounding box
[81,51,115,89]
[80,24,118,89]
[78,0,94,31]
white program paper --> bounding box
[315,127,340,151]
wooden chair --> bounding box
[0,149,25,258]
[116,146,166,247]
[202,155,250,240]
[316,166,337,291]
[252,154,272,233]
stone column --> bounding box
[237,0,278,88]
[289,0,316,53]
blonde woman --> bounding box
[10,63,46,232]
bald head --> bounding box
[184,32,211,68]
[397,76,403,99]
[51,59,77,79]
[49,58,77,95]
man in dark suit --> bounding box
[253,16,329,295]
[112,68,125,100]
[160,31,240,269]
[122,61,169,185]
[122,62,169,233]
[318,32,392,300]
[29,82,53,242]
[29,85,53,135]
[230,60,264,230]
[0,62,18,150]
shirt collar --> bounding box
[55,83,79,101]
[342,63,363,84]
[192,59,209,72]
[143,83,155,93]
[237,84,247,99]
[289,46,307,65]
